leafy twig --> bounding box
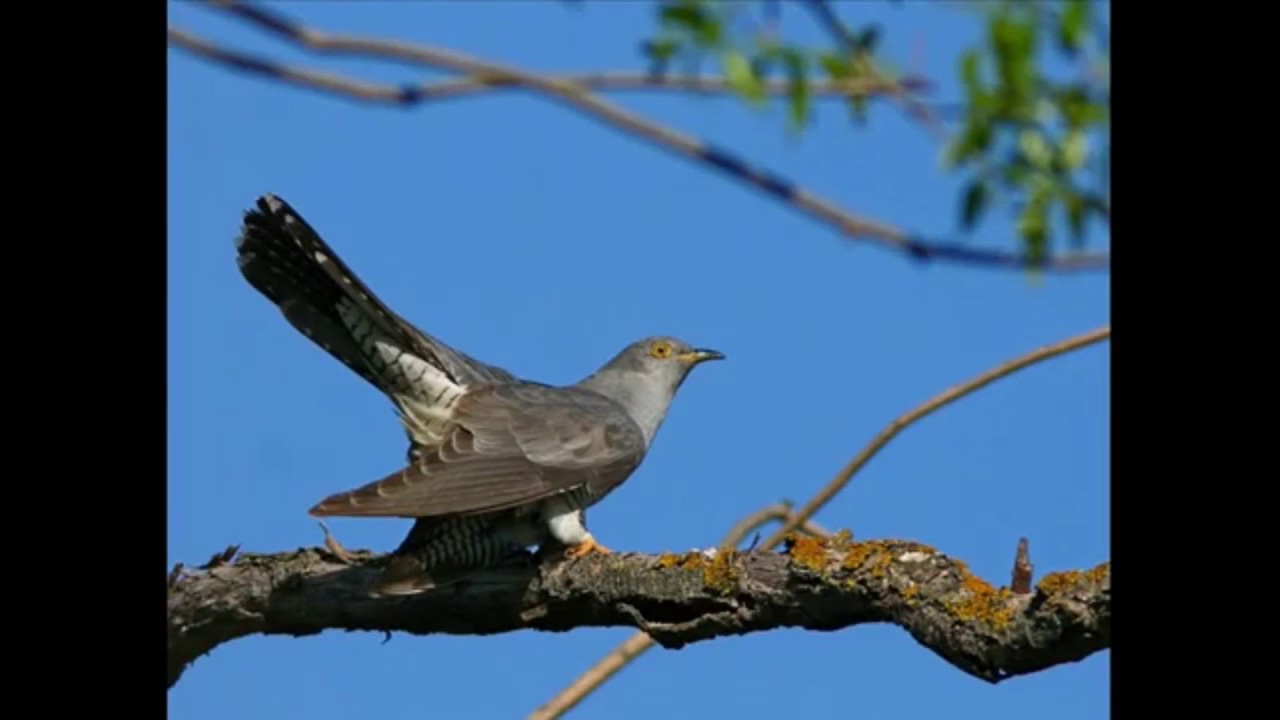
[168,3,1108,272]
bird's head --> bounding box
[608,335,725,391]
[578,335,724,444]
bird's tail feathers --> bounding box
[235,194,460,400]
[368,555,452,597]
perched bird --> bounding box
[233,194,724,596]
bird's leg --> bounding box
[564,534,612,558]
[547,508,612,558]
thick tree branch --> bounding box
[167,2,1109,272]
[167,538,1108,692]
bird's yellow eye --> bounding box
[649,340,674,359]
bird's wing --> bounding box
[309,385,647,518]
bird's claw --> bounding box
[564,536,612,558]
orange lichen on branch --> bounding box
[655,552,684,569]
[700,550,739,595]
[828,529,854,551]
[943,563,1017,630]
[651,550,738,594]
[1035,562,1110,596]
[840,541,895,577]
[785,536,943,583]
[841,540,935,578]
[784,534,831,573]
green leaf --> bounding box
[960,49,982,94]
[1018,129,1052,171]
[820,51,851,80]
[1059,0,1090,55]
[960,179,989,231]
[782,51,811,130]
[722,50,766,104]
[1064,191,1087,246]
[989,13,1038,119]
[1057,85,1107,129]
[659,2,722,46]
[1018,185,1052,262]
[643,37,680,63]
[945,118,993,168]
[1061,129,1088,170]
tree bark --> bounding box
[166,535,1109,689]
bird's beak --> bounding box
[679,348,726,365]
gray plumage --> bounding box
[234,194,724,596]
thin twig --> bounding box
[717,501,831,549]
[758,324,1110,551]
[169,29,924,104]
[170,25,948,116]
[532,323,1110,719]
[425,71,932,102]
[170,3,1108,272]
[528,501,830,720]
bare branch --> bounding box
[535,323,1109,718]
[168,3,1108,272]
[167,539,1109,692]
[168,27,926,106]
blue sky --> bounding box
[168,2,1109,718]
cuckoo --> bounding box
[233,194,724,596]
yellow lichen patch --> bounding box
[944,565,1016,630]
[901,583,921,606]
[827,529,854,552]
[840,540,895,574]
[839,541,874,571]
[1036,561,1110,596]
[786,534,831,573]
[1036,570,1080,595]
[679,553,706,570]
[655,552,683,569]
[700,550,739,595]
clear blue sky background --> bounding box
[168,2,1109,718]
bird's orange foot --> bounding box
[564,536,612,559]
